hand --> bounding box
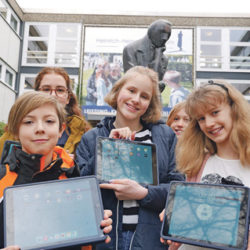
[159,209,181,249]
[109,127,136,140]
[1,246,20,250]
[66,150,75,160]
[100,179,148,200]
[101,209,112,244]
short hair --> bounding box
[104,66,162,123]
[8,91,66,137]
[163,70,181,84]
[166,101,188,127]
[34,67,82,116]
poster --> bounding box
[81,26,193,118]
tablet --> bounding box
[161,181,250,250]
[95,136,158,185]
[4,176,106,250]
[0,140,21,164]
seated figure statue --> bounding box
[123,19,172,92]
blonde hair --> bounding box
[8,91,66,137]
[166,101,188,127]
[104,66,162,123]
[176,80,250,178]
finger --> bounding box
[105,235,111,244]
[100,183,117,190]
[102,224,112,234]
[131,131,136,141]
[103,209,112,219]
[109,179,129,184]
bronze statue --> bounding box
[123,19,172,92]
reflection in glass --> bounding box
[201,29,221,42]
[55,40,78,65]
[29,25,49,37]
[230,46,250,70]
[5,70,13,87]
[56,24,78,38]
[10,15,17,31]
[24,77,35,90]
[230,30,250,42]
[27,41,48,64]
[0,1,7,19]
[200,45,222,69]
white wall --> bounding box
[0,83,16,123]
[0,17,20,71]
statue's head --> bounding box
[147,19,172,48]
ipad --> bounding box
[4,176,106,250]
[95,136,158,185]
[161,181,250,250]
[0,140,21,164]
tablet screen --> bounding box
[96,137,158,185]
[4,176,106,250]
[161,182,249,250]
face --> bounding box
[116,74,153,123]
[170,108,190,138]
[151,24,171,47]
[18,104,64,161]
[197,102,233,148]
[39,73,69,107]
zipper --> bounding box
[129,230,136,250]
[115,200,120,250]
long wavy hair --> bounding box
[34,67,82,116]
[104,66,162,123]
[176,80,250,178]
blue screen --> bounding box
[169,185,243,246]
[100,139,153,184]
[11,179,101,249]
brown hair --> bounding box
[34,67,82,116]
[176,80,250,178]
[8,92,66,137]
[166,101,188,127]
[104,66,162,123]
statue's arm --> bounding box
[123,46,137,72]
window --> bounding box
[0,0,20,34]
[230,30,250,70]
[197,27,250,72]
[19,74,78,94]
[5,69,13,87]
[0,59,16,90]
[22,22,81,67]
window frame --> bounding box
[22,22,81,68]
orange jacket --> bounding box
[0,146,93,250]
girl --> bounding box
[0,92,112,250]
[76,66,184,250]
[166,101,190,139]
[165,80,250,250]
[0,67,91,157]
[96,61,112,106]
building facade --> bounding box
[0,0,249,122]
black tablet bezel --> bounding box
[161,181,250,250]
[95,136,158,185]
[4,176,106,250]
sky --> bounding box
[15,0,250,17]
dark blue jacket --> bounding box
[76,117,184,250]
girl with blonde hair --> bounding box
[76,66,184,250]
[165,80,250,250]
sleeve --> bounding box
[75,131,96,176]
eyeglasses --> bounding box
[39,86,69,97]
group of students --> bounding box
[0,64,250,250]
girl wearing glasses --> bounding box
[0,67,91,158]
[161,81,250,250]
